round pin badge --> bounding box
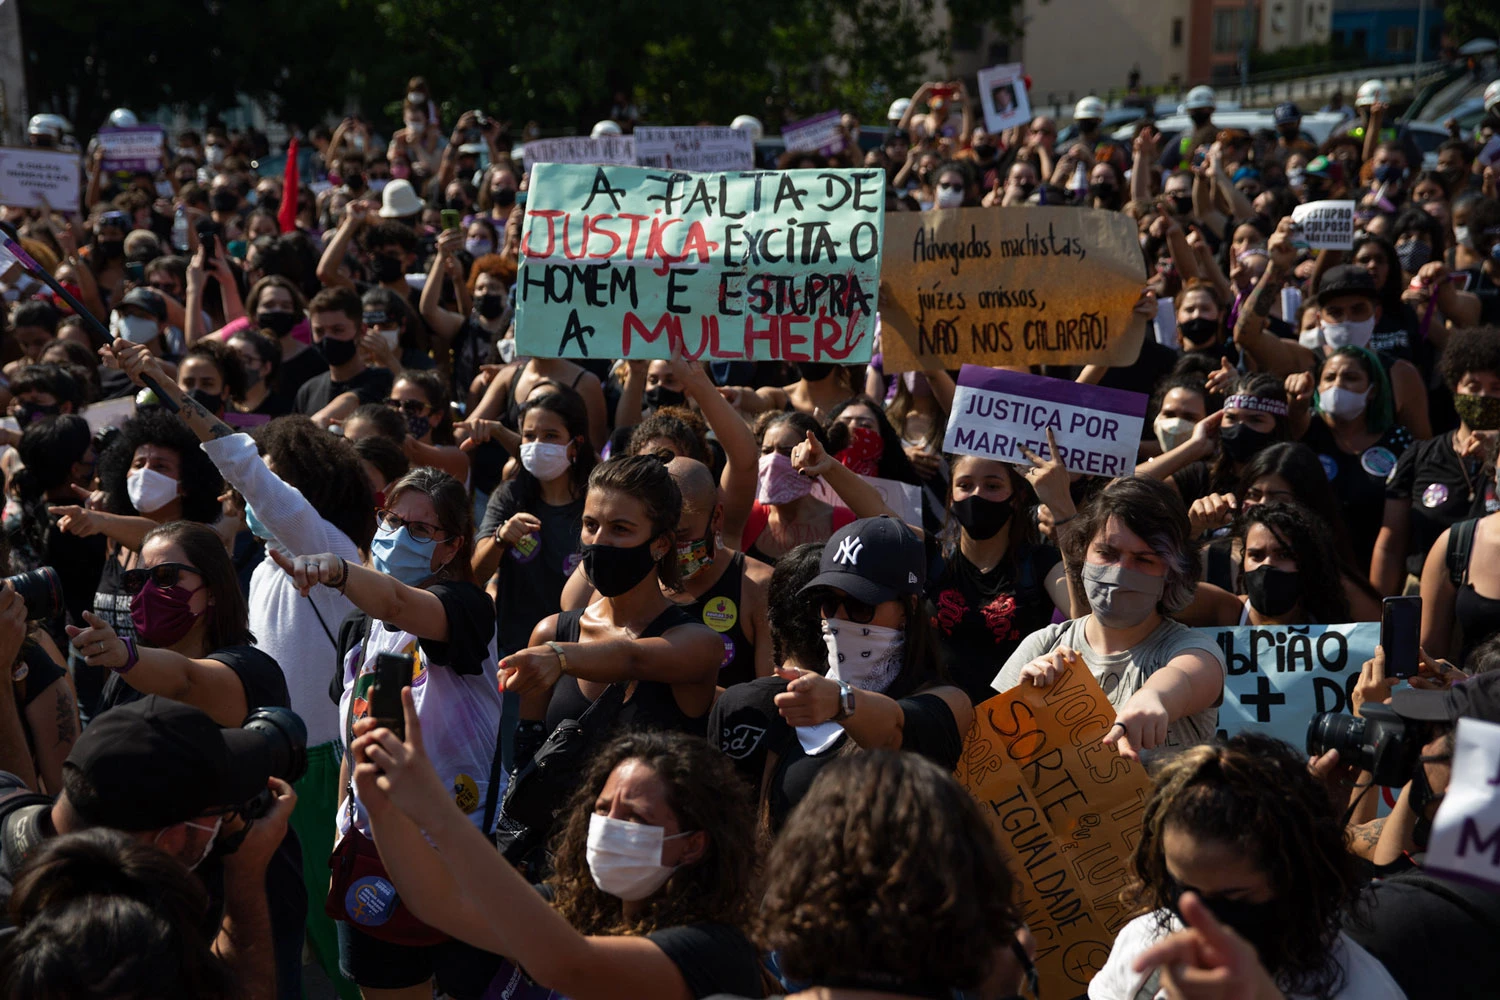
[346,876,398,927]
[1360,446,1397,479]
[453,773,479,813]
[719,635,735,669]
[702,597,738,633]
[1422,482,1449,508]
[510,532,541,564]
[1318,454,1339,481]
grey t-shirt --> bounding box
[992,616,1225,751]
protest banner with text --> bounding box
[880,207,1147,371]
[957,664,1153,998]
[1290,200,1355,251]
[0,147,80,213]
[522,135,636,167]
[632,126,755,172]
[943,365,1147,477]
[98,125,166,172]
[977,63,1031,134]
[1426,718,1500,891]
[514,163,885,363]
[781,111,846,156]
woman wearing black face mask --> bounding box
[1142,372,1291,507]
[1086,162,1124,211]
[83,211,130,307]
[421,230,514,409]
[723,359,855,419]
[176,341,247,425]
[477,164,521,224]
[1091,733,1401,1000]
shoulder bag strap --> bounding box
[1449,517,1480,588]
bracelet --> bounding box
[545,641,569,677]
[114,635,139,675]
[1053,513,1076,526]
[335,558,349,594]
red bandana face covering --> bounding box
[837,425,884,477]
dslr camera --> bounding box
[1306,704,1425,788]
[237,707,309,819]
[3,567,63,622]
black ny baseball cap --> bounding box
[801,515,925,606]
[63,696,272,831]
[1314,264,1381,307]
[1392,672,1500,725]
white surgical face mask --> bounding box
[585,813,692,901]
[126,467,180,513]
[520,441,571,481]
[405,116,426,133]
[1153,416,1195,453]
[111,312,159,345]
[376,328,401,351]
[935,185,964,209]
[156,816,222,871]
[1319,385,1370,422]
[823,618,904,693]
[1455,225,1473,250]
[1320,316,1375,349]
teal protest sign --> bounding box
[514,163,885,362]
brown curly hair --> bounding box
[546,731,755,936]
[1126,732,1363,997]
[757,751,1020,991]
[627,406,710,465]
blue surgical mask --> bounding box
[244,502,271,541]
[370,524,439,585]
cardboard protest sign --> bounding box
[1290,200,1355,250]
[514,163,885,363]
[880,207,1146,372]
[1204,624,1378,743]
[958,663,1154,997]
[523,135,635,166]
[943,365,1147,477]
[632,126,754,172]
[1426,718,1500,890]
[97,125,166,172]
[977,63,1031,134]
[810,473,923,526]
[781,110,845,156]
[0,147,80,213]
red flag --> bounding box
[277,137,300,234]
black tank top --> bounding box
[544,605,708,737]
[681,552,756,689]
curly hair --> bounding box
[1439,327,1500,392]
[546,731,755,936]
[627,407,711,465]
[96,410,222,522]
[182,339,248,405]
[466,251,516,296]
[1065,475,1198,615]
[252,416,376,551]
[1125,732,1363,997]
[1233,501,1350,623]
[757,751,1020,992]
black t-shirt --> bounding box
[928,545,1060,705]
[5,499,106,649]
[1171,460,1216,508]
[1302,419,1413,571]
[98,644,291,715]
[293,365,394,415]
[1386,432,1498,577]
[1343,868,1500,1000]
[415,581,498,677]
[1457,265,1500,325]
[97,366,138,401]
[1369,303,1422,363]
[648,923,766,999]
[248,390,295,418]
[274,346,328,399]
[1095,338,1179,400]
[478,480,583,656]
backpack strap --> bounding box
[1448,517,1480,588]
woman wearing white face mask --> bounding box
[1148,375,1213,457]
[352,715,763,1000]
[994,476,1226,760]
[1286,345,1412,580]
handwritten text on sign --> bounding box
[1426,718,1500,891]
[632,126,754,172]
[1291,200,1355,251]
[514,164,885,362]
[943,365,1147,477]
[781,111,846,156]
[880,206,1146,371]
[0,147,80,213]
[957,664,1153,997]
[522,135,635,166]
[98,126,166,172]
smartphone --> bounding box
[1381,596,1421,679]
[369,652,413,739]
[124,261,145,284]
[441,209,462,232]
[196,218,221,257]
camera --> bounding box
[3,567,62,622]
[236,707,309,820]
[1306,703,1424,787]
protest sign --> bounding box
[958,663,1154,997]
[810,472,923,526]
[879,207,1147,371]
[1426,718,1500,891]
[632,126,754,172]
[943,365,1147,477]
[523,135,635,166]
[0,147,80,213]
[977,63,1031,134]
[780,111,845,156]
[1290,200,1355,250]
[97,125,166,172]
[1476,135,1500,168]
[514,163,885,363]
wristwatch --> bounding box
[832,679,856,721]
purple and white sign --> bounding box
[98,126,166,172]
[781,110,845,156]
[943,364,1146,477]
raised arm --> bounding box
[183,246,211,344]
[268,549,451,642]
[790,430,900,524]
[615,360,647,428]
[420,230,467,344]
[673,354,757,542]
[1207,143,1255,221]
[1234,220,1315,377]
[1131,130,1158,205]
[315,201,368,290]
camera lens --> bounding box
[3,567,62,622]
[243,707,308,785]
[1307,711,1367,762]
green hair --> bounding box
[1313,345,1393,435]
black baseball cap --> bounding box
[1313,264,1381,307]
[119,286,167,321]
[801,515,925,606]
[1392,672,1500,725]
[1273,102,1302,125]
[63,696,272,831]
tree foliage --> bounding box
[1444,0,1500,43]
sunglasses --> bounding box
[819,592,878,625]
[121,562,202,596]
[383,398,430,417]
[376,509,451,543]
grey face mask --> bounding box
[1082,562,1165,629]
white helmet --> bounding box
[26,113,70,141]
[1355,79,1389,108]
[1074,96,1106,121]
[108,108,138,129]
[730,114,764,142]
[1485,80,1500,114]
[887,97,911,122]
[590,120,623,138]
[1184,85,1217,111]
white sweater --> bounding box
[202,434,360,747]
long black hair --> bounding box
[1234,502,1350,623]
[1233,442,1353,565]
[512,386,596,509]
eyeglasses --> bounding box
[121,562,202,596]
[376,509,451,543]
[819,592,877,625]
[383,398,431,417]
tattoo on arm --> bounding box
[180,393,236,439]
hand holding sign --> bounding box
[1018,645,1081,686]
